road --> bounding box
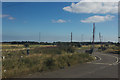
[23,51,119,78]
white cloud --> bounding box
[63,1,118,14]
[0,14,9,18]
[52,19,67,23]
[8,17,15,20]
[0,14,15,20]
[81,15,114,23]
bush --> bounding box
[98,46,107,51]
[24,43,29,48]
[43,57,56,70]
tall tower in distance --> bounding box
[92,23,95,53]
[71,32,72,43]
[99,32,101,43]
[93,23,95,44]
[39,32,41,43]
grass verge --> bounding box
[2,52,94,78]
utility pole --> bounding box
[93,23,95,44]
[71,32,72,43]
[92,23,95,53]
[119,37,120,43]
[101,36,103,42]
[99,32,102,47]
[81,34,84,42]
[90,36,92,42]
[39,32,40,43]
[99,32,102,43]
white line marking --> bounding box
[100,54,119,65]
[95,56,101,61]
[91,53,119,66]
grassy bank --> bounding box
[2,44,94,78]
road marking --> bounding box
[89,53,119,66]
[86,56,101,64]
[100,53,119,65]
[92,63,113,65]
[95,56,101,61]
[86,62,91,63]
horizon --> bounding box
[1,40,118,43]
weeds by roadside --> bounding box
[2,44,94,78]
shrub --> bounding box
[24,43,29,48]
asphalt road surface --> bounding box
[23,52,119,78]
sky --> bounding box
[2,2,119,42]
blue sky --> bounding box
[2,2,118,42]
